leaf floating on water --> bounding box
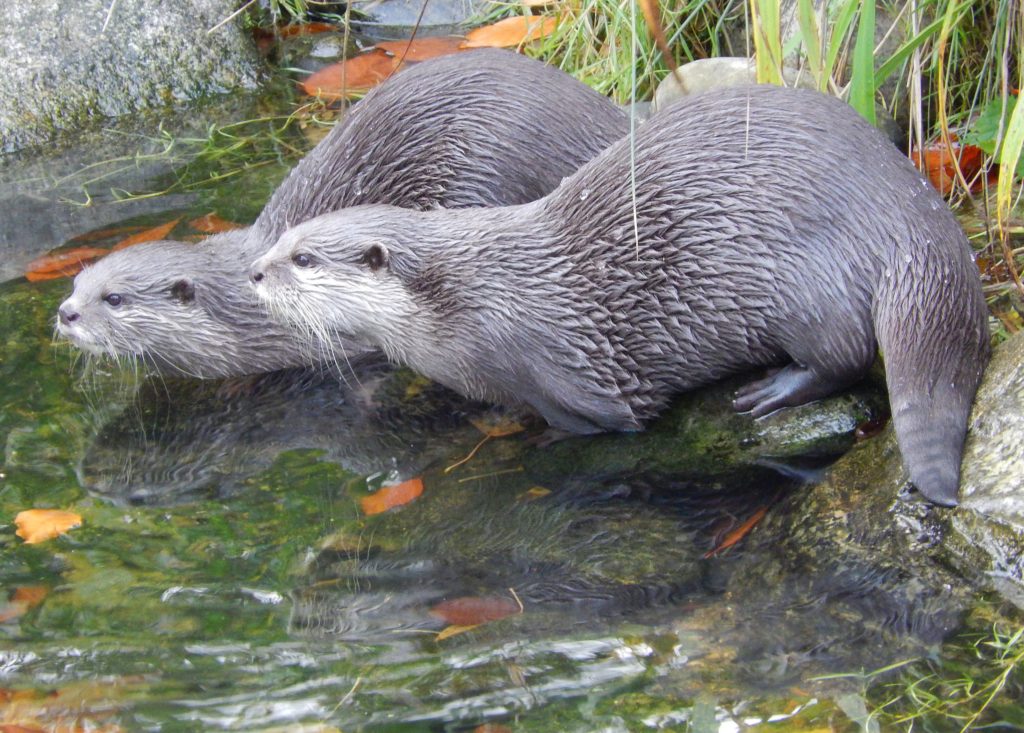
[301,49,401,100]
[359,477,424,515]
[520,483,552,501]
[0,587,49,624]
[189,213,243,234]
[460,15,560,49]
[436,623,480,641]
[14,510,83,545]
[703,506,768,558]
[24,248,109,282]
[375,36,466,62]
[111,218,181,251]
[430,595,523,626]
[468,415,526,438]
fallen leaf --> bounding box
[111,218,181,251]
[468,415,525,437]
[14,510,83,545]
[189,213,243,233]
[68,225,148,244]
[517,486,551,501]
[910,142,988,196]
[301,49,401,100]
[430,595,522,626]
[436,623,479,641]
[360,477,424,515]
[703,506,768,558]
[474,724,514,733]
[272,21,339,38]
[854,414,890,440]
[375,36,466,62]
[24,248,109,282]
[461,15,560,49]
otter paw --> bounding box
[733,365,832,418]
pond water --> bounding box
[1,97,1021,732]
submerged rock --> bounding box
[0,0,264,153]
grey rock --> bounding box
[652,57,811,113]
[0,0,265,153]
[945,329,1024,595]
[350,0,489,38]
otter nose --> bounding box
[58,305,80,326]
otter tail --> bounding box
[873,254,990,506]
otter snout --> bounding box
[58,301,81,327]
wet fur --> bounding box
[57,49,630,378]
[254,84,990,507]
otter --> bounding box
[56,49,631,377]
[250,83,991,507]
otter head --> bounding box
[250,206,434,362]
[56,231,298,378]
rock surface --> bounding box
[0,0,265,153]
[350,0,490,38]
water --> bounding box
[1,113,1021,733]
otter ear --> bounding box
[170,279,196,303]
[362,243,390,272]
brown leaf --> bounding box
[14,510,82,545]
[429,595,522,626]
[111,218,181,251]
[461,15,560,49]
[703,506,768,558]
[301,49,401,100]
[360,477,424,515]
[24,248,109,282]
[375,36,466,62]
[189,213,243,234]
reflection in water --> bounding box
[78,357,480,504]
[0,276,995,731]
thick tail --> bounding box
[873,253,990,506]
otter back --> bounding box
[253,84,990,507]
[57,49,630,378]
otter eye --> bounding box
[292,253,314,268]
[362,243,389,272]
[103,293,123,307]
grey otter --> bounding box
[56,49,630,377]
[251,84,991,507]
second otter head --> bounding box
[249,206,438,359]
[57,231,308,378]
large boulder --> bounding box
[0,0,265,153]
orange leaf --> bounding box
[703,507,768,558]
[12,587,48,606]
[375,36,466,62]
[360,477,424,515]
[68,225,148,244]
[436,623,479,641]
[111,218,181,251]
[910,142,987,196]
[429,595,522,626]
[14,510,82,545]
[468,415,525,438]
[270,21,339,38]
[0,587,48,624]
[188,213,243,234]
[301,49,401,100]
[474,725,514,733]
[24,247,109,282]
[461,15,560,49]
